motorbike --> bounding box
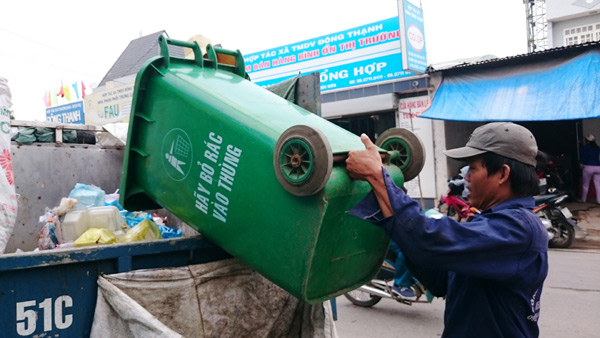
[439,188,580,248]
[536,151,573,196]
[534,191,582,248]
[437,193,480,222]
[437,174,480,222]
[343,249,432,307]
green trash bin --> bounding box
[120,37,423,303]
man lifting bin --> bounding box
[120,36,425,303]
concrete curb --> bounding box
[562,202,600,250]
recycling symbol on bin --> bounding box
[162,128,193,181]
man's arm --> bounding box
[346,134,394,217]
[405,257,448,297]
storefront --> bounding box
[422,42,600,200]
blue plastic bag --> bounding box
[68,183,106,211]
[159,225,183,239]
[106,199,124,211]
[121,211,153,227]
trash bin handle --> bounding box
[205,44,246,78]
[158,36,204,68]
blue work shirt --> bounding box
[350,168,548,338]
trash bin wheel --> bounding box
[274,125,333,196]
[376,128,425,182]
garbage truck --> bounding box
[0,37,425,337]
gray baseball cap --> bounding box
[444,122,538,167]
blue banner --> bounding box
[245,17,418,92]
[46,101,85,124]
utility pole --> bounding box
[523,0,549,52]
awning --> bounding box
[420,50,600,121]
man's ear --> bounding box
[498,164,511,185]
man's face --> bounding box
[465,156,503,210]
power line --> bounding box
[0,48,100,79]
[0,26,107,70]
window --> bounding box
[564,22,600,46]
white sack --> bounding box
[91,258,338,338]
[0,77,18,253]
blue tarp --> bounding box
[420,50,600,121]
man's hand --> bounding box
[346,134,383,183]
[346,134,393,217]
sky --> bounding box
[0,0,528,121]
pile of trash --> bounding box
[36,183,182,251]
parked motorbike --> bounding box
[536,151,572,196]
[343,250,432,307]
[534,191,581,248]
